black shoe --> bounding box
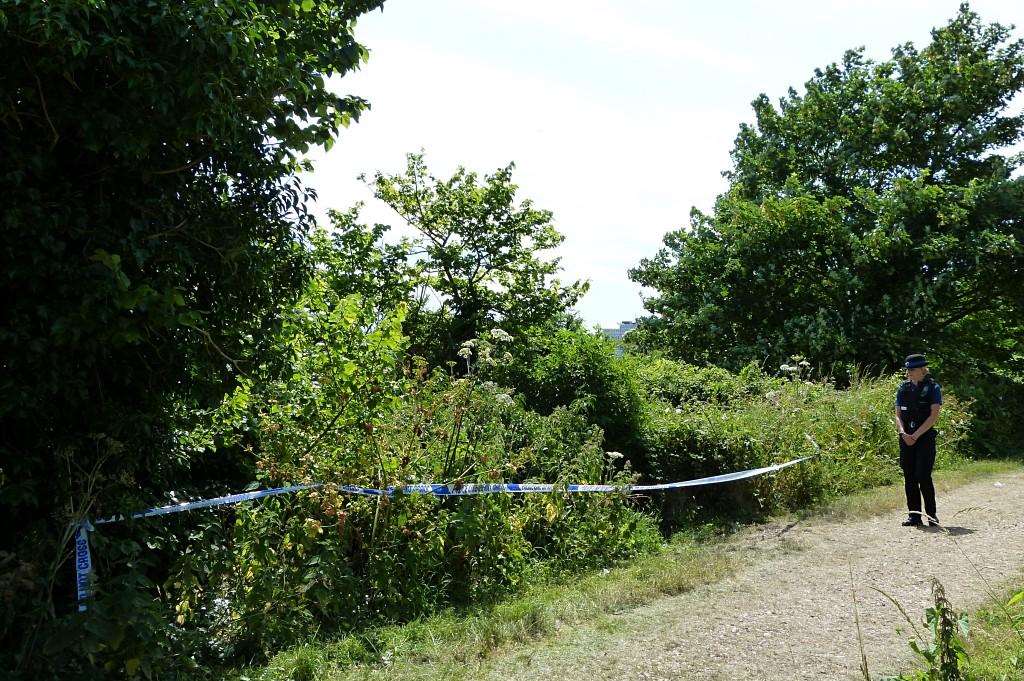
[928,518,939,527]
[902,518,922,527]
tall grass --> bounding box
[240,535,733,681]
[635,362,971,526]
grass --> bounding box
[887,578,1024,681]
[962,577,1019,679]
[958,581,1024,680]
[238,538,732,681]
[235,459,1021,681]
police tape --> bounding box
[74,455,810,609]
[93,483,324,525]
[74,522,94,613]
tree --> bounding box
[0,1,383,674]
[365,152,587,363]
[630,5,1024,409]
[311,206,418,319]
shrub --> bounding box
[626,355,776,406]
[492,329,645,455]
[635,358,972,524]
[76,318,660,673]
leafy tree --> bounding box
[630,4,1024,453]
[0,0,383,675]
[311,206,418,319]
[364,152,588,363]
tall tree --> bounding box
[365,152,587,363]
[311,206,419,319]
[630,5,1024,400]
[0,1,383,674]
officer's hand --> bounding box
[907,433,918,444]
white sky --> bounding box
[305,0,1024,328]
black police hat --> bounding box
[904,354,928,369]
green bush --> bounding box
[61,331,975,677]
[633,357,972,524]
[77,316,660,674]
[937,357,1024,459]
[625,355,775,406]
[492,329,645,455]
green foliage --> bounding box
[934,584,1024,681]
[310,208,418,318]
[490,329,645,455]
[632,357,971,524]
[253,532,723,681]
[0,0,383,676]
[2,3,1011,679]
[624,355,773,406]
[363,152,588,364]
[629,4,1024,451]
[935,357,1024,458]
[730,6,1024,202]
[889,579,970,681]
[74,311,659,673]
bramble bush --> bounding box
[632,357,971,526]
[489,328,645,456]
[73,302,659,676]
[40,284,976,680]
[623,355,774,406]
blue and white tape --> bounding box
[74,521,95,613]
[94,483,324,525]
[74,456,809,609]
[384,457,809,496]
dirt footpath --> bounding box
[482,470,1024,681]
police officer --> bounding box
[895,354,942,527]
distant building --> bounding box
[601,320,636,356]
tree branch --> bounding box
[27,62,59,149]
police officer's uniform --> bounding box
[896,354,942,526]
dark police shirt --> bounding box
[896,379,943,432]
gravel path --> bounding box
[481,469,1024,680]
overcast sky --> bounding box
[305,0,1024,329]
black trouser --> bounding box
[899,431,937,522]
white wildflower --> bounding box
[489,328,513,343]
[502,352,514,363]
[606,451,624,460]
[495,393,513,406]
[457,346,473,359]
